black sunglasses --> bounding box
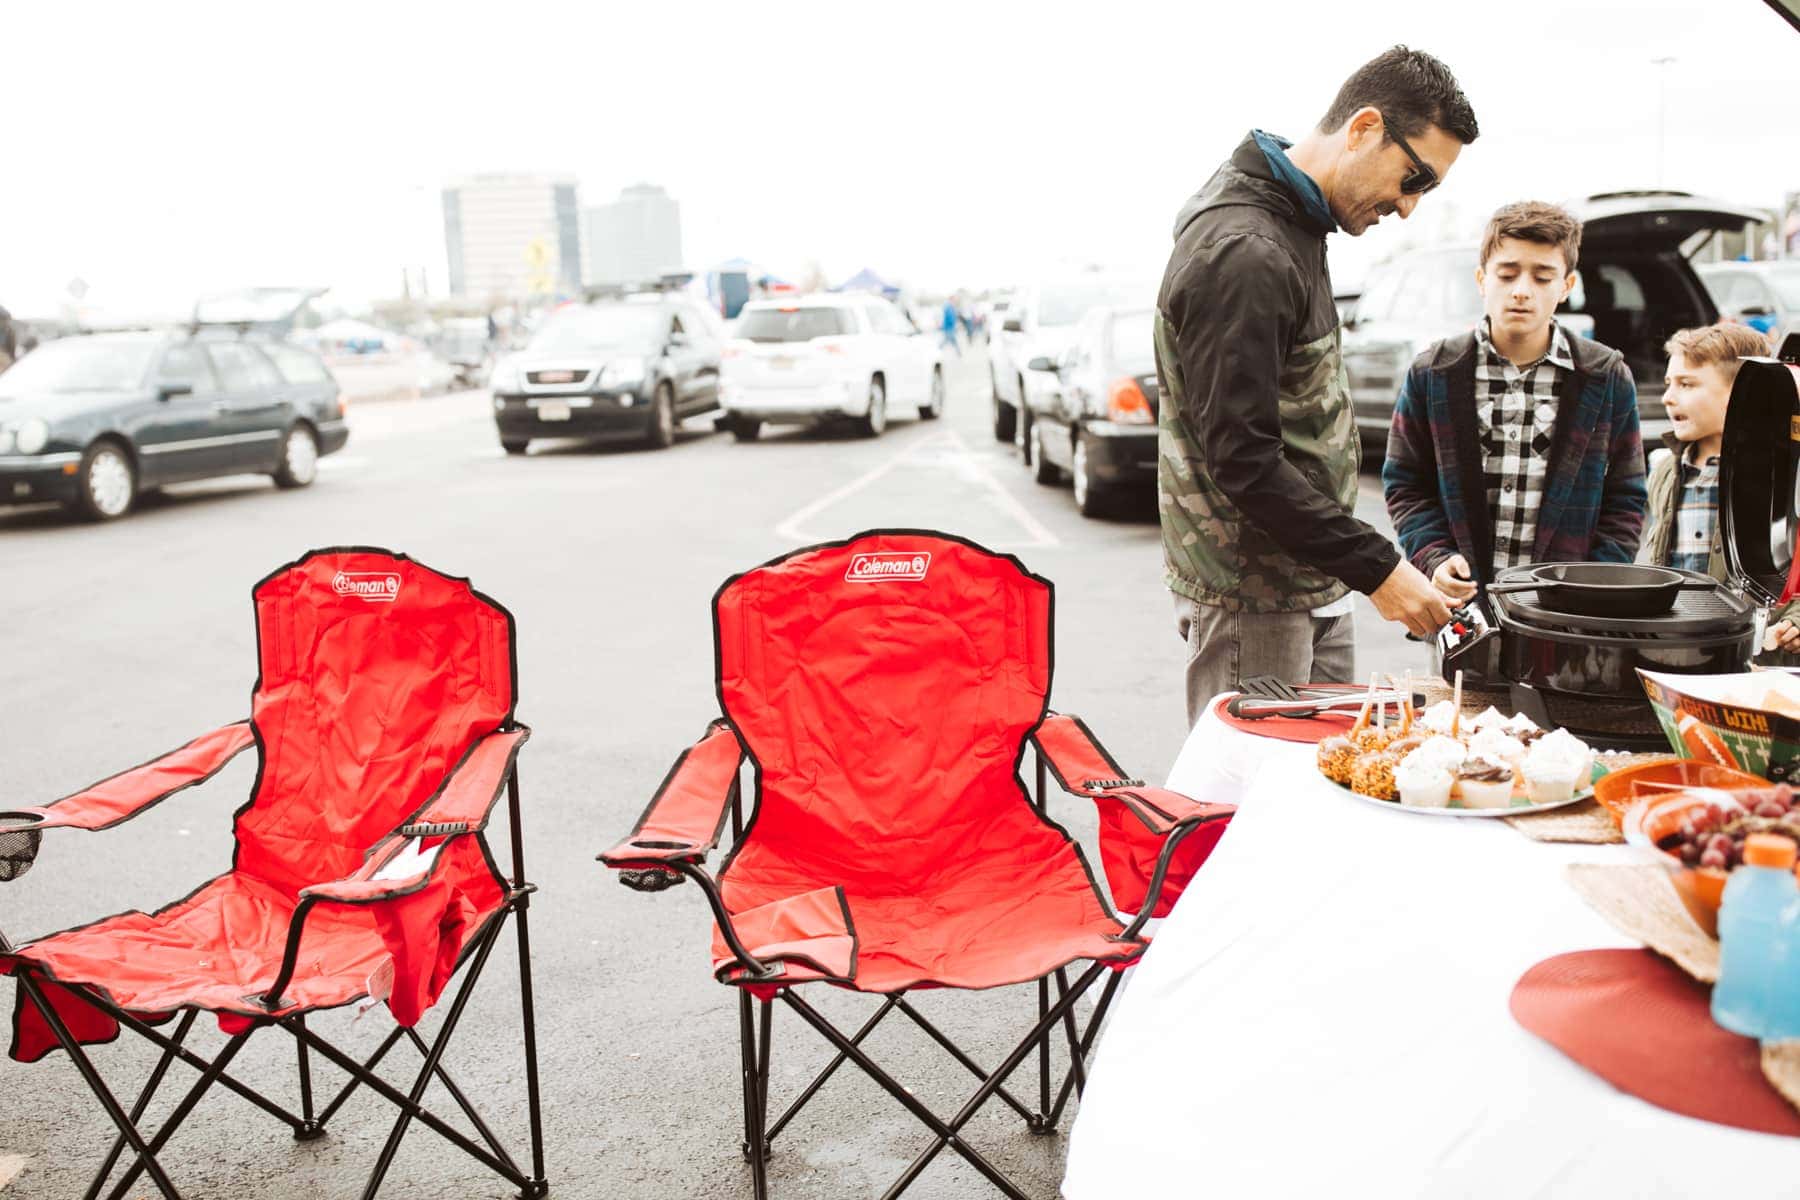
[1385,122,1439,196]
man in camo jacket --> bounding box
[1156,45,1478,727]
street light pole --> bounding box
[1651,56,1677,187]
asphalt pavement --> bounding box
[0,344,1429,1198]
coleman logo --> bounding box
[332,571,401,602]
[845,552,930,582]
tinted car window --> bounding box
[208,343,284,390]
[264,344,332,384]
[1037,281,1145,327]
[530,306,665,353]
[0,337,158,396]
[155,344,220,394]
[1107,310,1156,373]
[735,307,853,342]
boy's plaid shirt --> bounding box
[1475,317,1574,570]
[1669,450,1720,574]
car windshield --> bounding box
[0,338,158,397]
[735,307,852,342]
[1107,310,1156,373]
[1038,282,1146,327]
[528,306,664,354]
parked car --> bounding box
[990,277,1150,463]
[1697,260,1800,340]
[489,293,723,454]
[436,317,494,389]
[1341,190,1769,462]
[0,330,346,521]
[718,295,944,440]
[1024,305,1158,517]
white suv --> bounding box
[720,296,945,440]
[989,277,1150,456]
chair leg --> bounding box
[294,1014,324,1140]
[84,1009,197,1200]
[879,961,1108,1199]
[512,896,550,1198]
[1032,978,1051,1133]
[315,1025,407,1128]
[766,992,902,1145]
[1047,969,1123,1127]
[360,920,505,1200]
[16,972,182,1200]
[102,1025,256,1200]
[738,992,770,1199]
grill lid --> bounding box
[1720,356,1800,607]
[1490,565,1755,637]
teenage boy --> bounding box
[1640,324,1800,652]
[1383,201,1646,602]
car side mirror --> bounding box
[157,382,194,401]
[667,331,690,351]
[1027,356,1058,373]
[1003,316,1025,333]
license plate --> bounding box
[770,356,795,370]
[537,402,571,422]
[534,370,577,384]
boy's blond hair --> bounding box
[1664,323,1773,384]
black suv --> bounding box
[489,294,723,453]
[0,331,346,520]
[1341,190,1769,460]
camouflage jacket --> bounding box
[1155,132,1399,613]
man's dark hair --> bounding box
[1317,45,1479,145]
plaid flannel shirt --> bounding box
[1475,317,1575,572]
[1669,450,1721,575]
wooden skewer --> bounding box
[1349,674,1380,736]
[1386,672,1415,735]
[1450,669,1464,739]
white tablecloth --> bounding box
[1062,705,1797,1198]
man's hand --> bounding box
[1371,560,1453,639]
[1765,619,1800,654]
[1431,554,1478,603]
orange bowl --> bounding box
[1620,789,1760,938]
[1592,758,1769,826]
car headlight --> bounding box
[599,357,646,389]
[488,360,522,393]
[14,419,49,455]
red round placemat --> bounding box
[1511,948,1800,1136]
[1210,692,1358,744]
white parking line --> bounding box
[0,1156,26,1189]
[315,456,368,472]
[773,430,1060,549]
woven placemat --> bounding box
[1505,798,1623,844]
[1767,1042,1800,1110]
[1565,863,1719,983]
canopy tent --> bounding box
[832,267,901,297]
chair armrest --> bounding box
[5,721,255,835]
[299,725,531,905]
[599,720,743,879]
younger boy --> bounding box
[1640,323,1799,651]
[1383,201,1646,601]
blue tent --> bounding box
[833,267,901,297]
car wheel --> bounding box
[271,423,319,488]
[1030,423,1060,485]
[856,376,887,438]
[992,388,1015,443]
[730,417,762,443]
[921,368,945,420]
[646,383,676,449]
[71,440,136,521]
[501,439,529,456]
[1013,386,1032,465]
[1073,435,1110,518]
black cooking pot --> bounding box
[1485,562,1714,618]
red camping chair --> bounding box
[601,531,1234,1198]
[0,548,547,1200]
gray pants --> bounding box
[1174,593,1355,729]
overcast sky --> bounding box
[5,0,1795,317]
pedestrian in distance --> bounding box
[1155,45,1479,728]
[1382,201,1648,608]
[941,297,962,356]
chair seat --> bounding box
[16,873,390,1019]
[718,853,1142,993]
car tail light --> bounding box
[813,338,847,355]
[337,396,348,417]
[1107,377,1153,424]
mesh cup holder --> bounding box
[0,813,45,883]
